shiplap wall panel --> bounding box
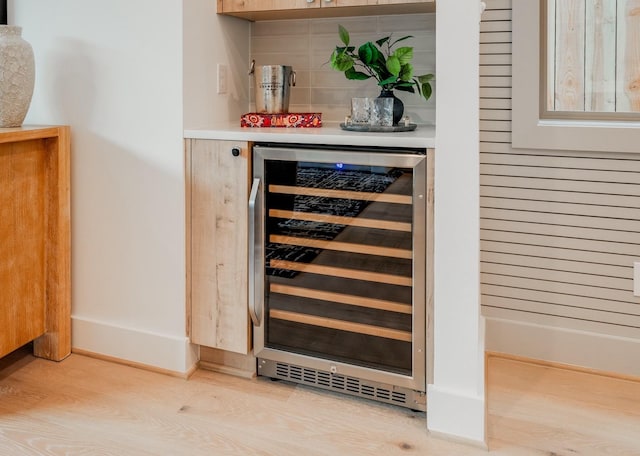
[481,240,638,268]
[481,196,640,219]
[483,8,512,21]
[483,306,640,339]
[480,120,512,131]
[482,262,630,290]
[480,87,512,98]
[479,131,512,143]
[481,144,513,153]
[480,98,512,110]
[483,286,640,318]
[480,20,512,33]
[482,164,640,185]
[481,229,640,257]
[481,151,640,172]
[480,43,512,54]
[486,0,512,9]
[480,65,511,76]
[480,77,513,88]
[481,185,640,208]
[482,207,640,233]
[480,109,512,120]
[481,219,639,244]
[480,54,512,65]
[481,175,640,196]
[482,283,640,312]
[482,251,631,279]
[480,0,640,341]
[480,31,512,43]
[482,273,637,304]
[483,295,640,328]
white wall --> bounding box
[12,0,196,372]
[429,0,485,444]
[183,0,250,128]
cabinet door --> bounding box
[324,0,433,8]
[375,0,432,4]
[218,0,389,13]
[1,141,47,357]
[324,0,377,8]
[220,0,318,14]
[188,139,251,354]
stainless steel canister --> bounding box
[250,60,296,114]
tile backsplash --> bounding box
[250,14,436,124]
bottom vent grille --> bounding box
[260,359,425,411]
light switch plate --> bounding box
[634,262,640,297]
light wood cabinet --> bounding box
[186,139,252,355]
[0,126,71,361]
[220,0,319,15]
[217,0,434,21]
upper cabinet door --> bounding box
[376,0,432,4]
[321,0,377,8]
[219,0,320,14]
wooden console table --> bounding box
[0,126,71,361]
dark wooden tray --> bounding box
[339,123,417,132]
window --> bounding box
[512,0,640,152]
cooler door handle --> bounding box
[248,177,262,327]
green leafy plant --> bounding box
[329,25,433,101]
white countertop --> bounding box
[184,122,435,149]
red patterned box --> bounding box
[241,112,322,128]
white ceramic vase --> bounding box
[0,25,35,127]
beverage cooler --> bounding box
[249,143,428,410]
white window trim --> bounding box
[512,0,640,153]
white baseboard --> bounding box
[426,384,486,445]
[71,316,199,375]
[486,317,640,378]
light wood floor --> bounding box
[1,348,639,455]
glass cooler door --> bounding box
[251,145,426,387]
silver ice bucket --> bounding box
[250,61,296,114]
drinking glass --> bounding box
[370,97,394,127]
[351,97,371,125]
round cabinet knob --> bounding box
[231,147,241,157]
[306,0,315,3]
